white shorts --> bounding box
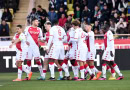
[102,49,115,61]
[68,47,77,60]
[87,51,96,61]
[76,47,88,62]
[48,45,65,60]
[26,45,41,60]
[16,49,27,61]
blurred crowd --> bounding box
[0,0,20,40]
[0,0,129,40]
[27,0,129,35]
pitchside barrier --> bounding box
[0,34,130,72]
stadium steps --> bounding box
[10,0,30,36]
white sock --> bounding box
[72,66,79,77]
[94,66,99,73]
[113,65,122,76]
[80,69,85,79]
[22,65,30,77]
[58,68,63,77]
[49,64,55,78]
[18,67,22,79]
[41,69,46,78]
[90,66,95,75]
[102,64,107,78]
[61,63,70,77]
[38,65,43,76]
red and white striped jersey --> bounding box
[85,31,96,52]
[24,26,43,46]
[67,27,77,48]
[47,25,67,48]
[74,28,87,48]
[104,30,114,51]
[13,33,27,51]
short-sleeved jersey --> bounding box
[67,28,77,48]
[13,33,27,51]
[85,31,96,52]
[24,26,43,46]
[104,30,114,51]
[74,28,87,48]
[47,25,66,47]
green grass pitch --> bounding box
[0,70,130,90]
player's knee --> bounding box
[17,61,22,67]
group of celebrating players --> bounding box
[9,18,124,81]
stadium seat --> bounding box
[0,8,14,18]
[67,4,74,11]
[67,10,74,16]
[7,22,11,29]
[9,8,14,17]
[67,0,74,4]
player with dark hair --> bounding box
[99,24,124,80]
[46,19,71,80]
[84,22,102,80]
[71,20,94,81]
[24,18,44,80]
[9,25,32,81]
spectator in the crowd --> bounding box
[65,15,72,31]
[113,13,119,23]
[48,8,58,25]
[74,6,82,21]
[98,0,105,10]
[0,0,5,9]
[87,0,98,11]
[58,1,68,12]
[81,0,88,11]
[82,6,91,23]
[56,0,67,11]
[106,0,115,12]
[57,7,67,19]
[7,0,17,13]
[101,3,110,22]
[73,0,81,11]
[59,13,67,28]
[109,19,116,34]
[37,5,48,31]
[116,17,127,34]
[118,0,128,14]
[93,21,100,32]
[27,8,40,25]
[92,6,99,23]
[0,20,10,40]
[49,0,56,10]
[121,13,128,22]
[2,8,12,22]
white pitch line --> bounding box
[0,85,3,86]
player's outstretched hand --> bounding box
[110,51,114,57]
